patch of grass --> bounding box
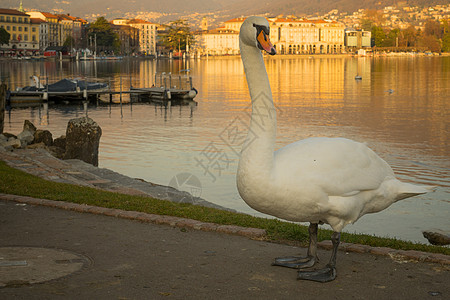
[1,160,448,255]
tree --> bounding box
[419,35,441,53]
[160,19,195,52]
[385,28,400,47]
[424,19,442,39]
[371,26,386,47]
[88,17,120,54]
[63,36,75,48]
[401,26,418,47]
[442,32,450,52]
[360,19,373,31]
[0,28,10,45]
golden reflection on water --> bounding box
[1,57,449,242]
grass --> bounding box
[1,160,448,256]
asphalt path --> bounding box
[1,199,449,300]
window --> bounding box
[32,27,36,32]
[13,17,16,22]
[24,27,28,32]
[7,25,10,30]
[0,16,4,21]
[13,26,16,31]
[24,35,28,41]
[18,27,22,31]
[6,16,10,22]
[18,17,22,23]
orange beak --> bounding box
[257,30,276,55]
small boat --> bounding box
[355,75,362,80]
[20,76,108,93]
[9,76,108,105]
[130,86,197,101]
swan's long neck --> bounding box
[238,42,276,183]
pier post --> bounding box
[0,80,6,133]
[120,75,123,105]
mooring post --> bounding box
[120,75,123,107]
[0,80,6,133]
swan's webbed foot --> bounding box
[272,256,316,269]
[297,264,336,283]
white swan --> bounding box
[237,16,434,283]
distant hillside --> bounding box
[223,0,450,17]
[2,0,448,22]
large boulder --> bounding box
[63,117,102,166]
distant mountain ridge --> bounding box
[2,0,448,22]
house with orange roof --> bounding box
[56,14,84,49]
[27,11,61,49]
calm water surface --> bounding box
[2,56,449,243]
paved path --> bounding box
[1,148,449,299]
[1,199,449,300]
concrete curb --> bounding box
[1,193,449,266]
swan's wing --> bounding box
[273,137,394,197]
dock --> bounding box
[7,73,198,107]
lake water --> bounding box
[1,56,449,244]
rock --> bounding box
[34,130,53,146]
[23,120,37,134]
[63,117,102,166]
[5,138,22,149]
[16,120,37,147]
[17,130,34,147]
[422,230,450,246]
[2,132,17,140]
[27,142,47,150]
[50,135,66,159]
[53,135,66,149]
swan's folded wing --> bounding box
[273,137,394,197]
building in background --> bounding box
[27,11,60,48]
[196,16,346,56]
[0,8,40,56]
[344,28,372,51]
[112,18,158,55]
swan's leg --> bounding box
[272,223,318,269]
[297,231,340,283]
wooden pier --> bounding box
[7,73,198,107]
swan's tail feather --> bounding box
[395,182,436,201]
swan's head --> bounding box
[239,16,276,55]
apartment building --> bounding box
[0,8,40,55]
[27,11,60,48]
[196,17,346,55]
[126,19,157,55]
[57,14,86,49]
[112,18,157,55]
